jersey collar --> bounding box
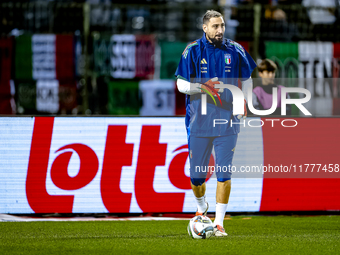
[202,32,229,50]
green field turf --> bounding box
[1,215,339,255]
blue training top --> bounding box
[175,33,257,137]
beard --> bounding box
[207,34,223,46]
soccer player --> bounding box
[175,10,256,237]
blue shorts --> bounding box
[189,134,238,186]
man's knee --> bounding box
[217,178,231,183]
[191,178,206,186]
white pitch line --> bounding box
[0,214,190,222]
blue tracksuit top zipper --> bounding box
[214,47,217,77]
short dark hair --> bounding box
[257,59,277,73]
[203,10,223,25]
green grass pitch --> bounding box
[1,215,339,255]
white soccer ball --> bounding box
[187,215,214,239]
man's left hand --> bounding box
[237,99,247,120]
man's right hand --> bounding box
[201,77,224,96]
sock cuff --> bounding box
[194,195,206,201]
[216,202,228,206]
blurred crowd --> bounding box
[0,0,339,116]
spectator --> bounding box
[252,59,291,115]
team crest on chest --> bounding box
[225,54,231,65]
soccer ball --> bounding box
[187,215,214,239]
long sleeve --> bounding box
[176,78,202,95]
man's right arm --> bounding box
[177,77,224,96]
[175,41,200,94]
[176,78,202,95]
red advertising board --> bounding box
[0,117,339,214]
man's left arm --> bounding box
[241,77,252,104]
[235,77,252,119]
[238,48,257,119]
